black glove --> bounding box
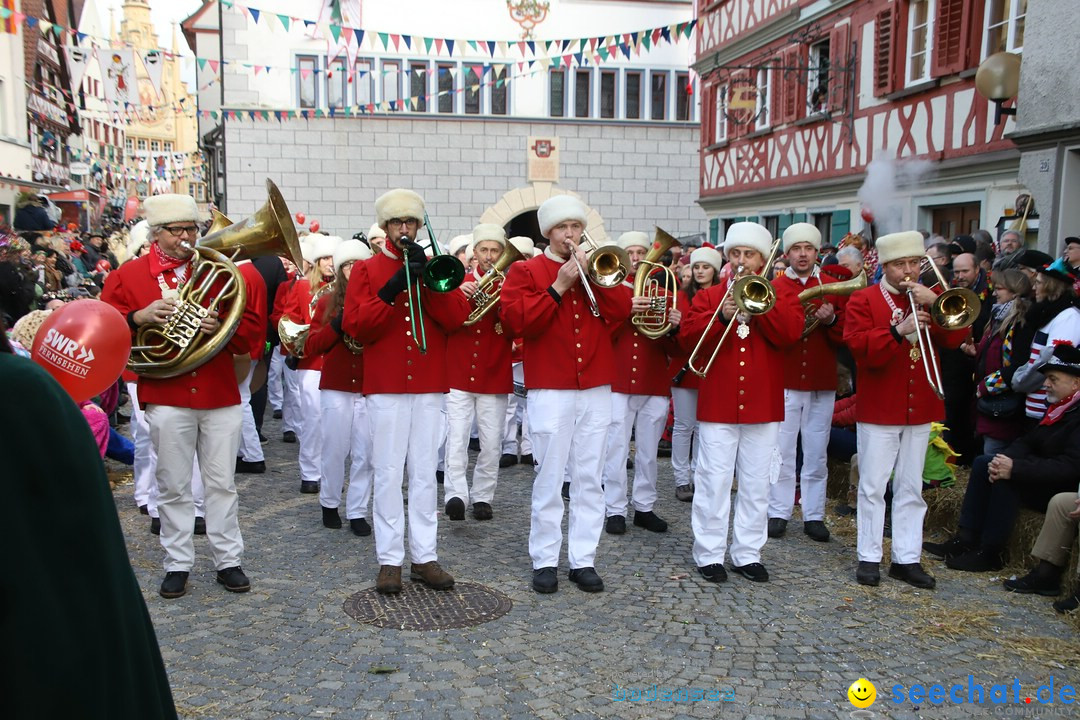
[404,242,427,276]
[330,311,344,335]
[377,267,408,304]
[284,355,300,371]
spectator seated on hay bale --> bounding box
[1003,491,1080,614]
[925,343,1080,573]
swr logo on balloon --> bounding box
[37,328,97,378]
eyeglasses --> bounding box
[161,225,199,237]
[387,218,419,229]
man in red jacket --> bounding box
[679,222,803,584]
[767,223,846,543]
[500,195,632,594]
[844,230,966,588]
[444,223,514,521]
[102,194,263,599]
[341,189,470,595]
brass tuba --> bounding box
[630,227,681,339]
[796,268,867,337]
[278,281,334,358]
[463,240,524,326]
[128,179,303,379]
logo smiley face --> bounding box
[848,678,876,708]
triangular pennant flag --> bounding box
[330,24,341,43]
[661,27,671,42]
[446,39,455,55]
[390,34,400,50]
[403,35,412,49]
[276,13,290,31]
[424,37,433,53]
[574,52,583,66]
[208,60,220,73]
[561,39,571,52]
[378,32,389,49]
[642,33,652,50]
[486,41,496,56]
[434,37,444,54]
[356,29,364,45]
[64,46,92,97]
[250,8,260,23]
[467,39,477,52]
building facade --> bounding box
[0,0,34,222]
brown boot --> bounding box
[410,561,455,590]
[375,565,402,594]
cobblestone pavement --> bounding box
[113,414,1080,720]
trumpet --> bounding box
[463,241,524,326]
[796,268,867,337]
[569,231,631,317]
[630,227,681,339]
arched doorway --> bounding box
[478,183,610,246]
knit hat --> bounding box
[723,222,773,259]
[11,309,51,349]
[472,223,507,247]
[333,239,372,274]
[368,223,387,240]
[617,231,650,252]
[374,189,425,227]
[142,194,201,227]
[1037,342,1080,377]
[876,231,925,265]
[126,220,150,260]
[689,246,724,276]
[508,236,534,256]
[782,223,822,253]
[537,195,588,237]
[448,234,473,256]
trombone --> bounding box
[631,227,681,339]
[797,268,867,338]
[569,231,631,317]
[400,213,466,354]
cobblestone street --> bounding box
[113,414,1080,720]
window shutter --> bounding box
[873,4,901,96]
[932,0,970,76]
[709,218,720,245]
[831,210,851,243]
[703,83,714,145]
[778,213,794,235]
[779,45,803,123]
[828,23,851,113]
[770,54,784,123]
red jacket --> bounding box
[667,289,701,390]
[342,246,470,395]
[101,248,262,409]
[772,272,846,391]
[283,277,328,371]
[271,277,295,357]
[678,277,803,424]
[307,293,364,394]
[446,268,513,394]
[844,283,966,425]
[499,252,632,390]
[237,260,267,361]
[612,281,677,397]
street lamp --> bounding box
[975,52,1021,126]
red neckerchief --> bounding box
[149,241,191,277]
[1040,389,1080,426]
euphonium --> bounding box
[463,241,524,326]
[796,268,867,337]
[278,281,334,358]
[630,226,681,339]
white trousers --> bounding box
[367,393,445,566]
[769,389,834,522]
[129,382,204,520]
[501,363,532,455]
[445,389,508,505]
[297,369,323,482]
[529,386,611,570]
[237,359,265,463]
[670,387,699,487]
[319,389,372,519]
[692,422,780,567]
[146,404,244,572]
[856,422,931,564]
[267,349,284,412]
[602,393,668,516]
[281,363,302,433]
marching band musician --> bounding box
[844,231,966,589]
[282,234,340,494]
[233,256,268,475]
[601,231,681,536]
[305,239,374,536]
[341,189,470,595]
[679,222,803,584]
[500,195,632,594]
[767,224,845,543]
[269,254,302,443]
[500,236,536,469]
[444,224,514,522]
[102,194,263,599]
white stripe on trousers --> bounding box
[768,389,833,522]
[670,387,699,487]
[602,393,668,516]
[319,389,373,519]
[528,386,611,570]
[445,389,508,506]
[128,382,204,520]
[237,359,265,463]
[296,369,323,482]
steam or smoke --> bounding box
[857,158,935,236]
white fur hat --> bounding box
[618,231,650,252]
[509,235,534,256]
[333,238,372,274]
[126,220,150,260]
[537,195,588,237]
[368,223,387,240]
[472,223,506,247]
[375,188,425,227]
[310,234,341,262]
[723,222,773,259]
[464,243,474,264]
[782,222,822,253]
[142,194,201,227]
[876,231,925,265]
[532,248,544,257]
[448,234,473,256]
[689,246,725,275]
[299,236,316,264]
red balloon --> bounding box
[31,300,131,404]
[309,221,320,233]
[295,212,306,225]
[860,207,875,224]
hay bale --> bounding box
[826,456,851,501]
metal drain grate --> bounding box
[343,582,513,630]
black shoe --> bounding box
[159,571,189,599]
[633,510,668,533]
[472,502,493,521]
[150,516,160,535]
[445,497,465,521]
[300,480,319,494]
[258,432,268,445]
[803,520,830,542]
[568,567,604,592]
[193,516,206,535]
[282,430,297,443]
[322,506,342,529]
[349,517,372,537]
[235,459,266,474]
[697,564,728,583]
[436,470,444,485]
[923,535,975,560]
[731,562,770,582]
[889,562,936,589]
[499,453,518,468]
[139,504,149,515]
[520,453,533,465]
[856,561,880,586]
[532,567,558,594]
[468,437,481,451]
[561,482,570,501]
[1054,589,1079,614]
[767,517,787,538]
[946,549,1004,573]
[1003,569,1061,597]
[216,566,251,593]
[605,515,626,535]
[272,409,283,419]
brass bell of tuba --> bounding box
[630,226,681,339]
[277,281,334,358]
[463,240,525,326]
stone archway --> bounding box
[478,182,610,244]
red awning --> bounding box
[47,189,99,203]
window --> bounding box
[762,215,779,238]
[811,212,833,246]
[464,66,481,115]
[410,62,428,112]
[437,63,455,113]
[985,0,1026,55]
[327,57,347,108]
[650,71,667,120]
[354,59,374,107]
[150,140,161,152]
[574,69,591,118]
[549,69,566,117]
[675,72,691,121]
[755,64,771,130]
[164,141,173,152]
[906,0,935,85]
[714,85,727,143]
[599,70,616,119]
[124,138,133,156]
[136,138,147,151]
[625,71,642,119]
[297,55,317,108]
[491,66,509,115]
[382,61,401,108]
[807,39,831,114]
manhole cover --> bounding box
[343,582,513,630]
